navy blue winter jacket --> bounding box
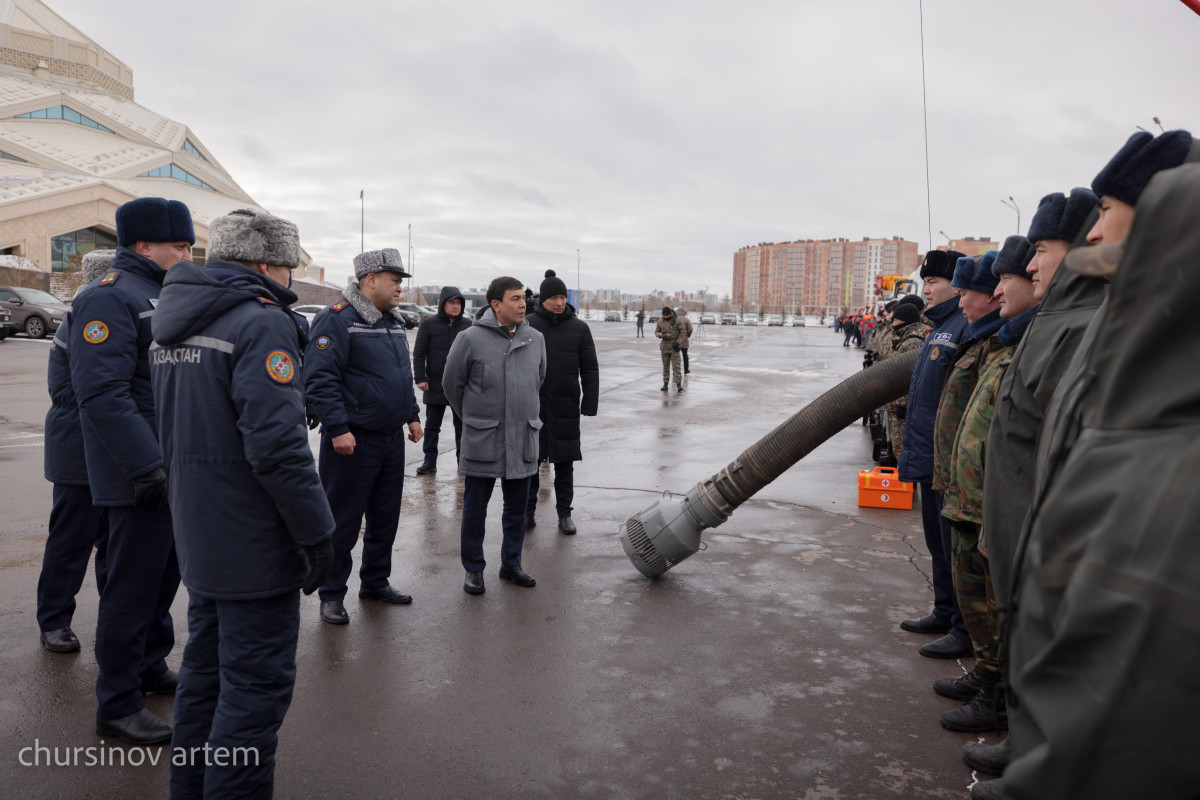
[150,259,334,600]
[67,247,167,506]
[45,312,88,486]
[304,292,421,437]
[898,296,969,484]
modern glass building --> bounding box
[0,0,315,277]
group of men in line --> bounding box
[861,127,1198,799]
[33,199,600,797]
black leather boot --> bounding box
[963,736,1011,775]
[940,670,1008,733]
[934,665,983,701]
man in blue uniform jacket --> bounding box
[897,249,972,660]
[67,197,189,745]
[305,248,423,625]
[151,208,335,799]
[36,249,115,655]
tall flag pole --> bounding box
[360,190,364,253]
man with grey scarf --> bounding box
[304,248,423,626]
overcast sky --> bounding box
[52,0,1200,296]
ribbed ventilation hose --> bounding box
[707,348,920,509]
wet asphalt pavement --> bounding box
[0,321,1000,799]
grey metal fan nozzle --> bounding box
[619,348,921,578]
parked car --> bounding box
[0,306,13,340]
[721,313,738,325]
[700,313,716,325]
[743,316,758,326]
[790,316,807,327]
[604,310,621,322]
[0,285,70,339]
[396,302,434,325]
[766,314,784,326]
[648,311,661,324]
[292,304,326,324]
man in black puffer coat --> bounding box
[413,285,472,474]
[525,270,599,534]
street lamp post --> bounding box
[938,230,951,246]
[1001,196,1020,235]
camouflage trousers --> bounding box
[661,350,682,385]
[887,410,906,458]
[950,521,1000,674]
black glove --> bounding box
[301,538,334,595]
[672,342,680,352]
[307,414,320,430]
[131,467,169,509]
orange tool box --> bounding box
[857,467,913,509]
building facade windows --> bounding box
[0,149,26,161]
[50,226,118,273]
[182,138,207,161]
[16,105,115,133]
[137,163,214,191]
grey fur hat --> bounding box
[208,208,301,268]
[81,249,116,283]
[354,248,410,279]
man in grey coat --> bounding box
[443,276,546,595]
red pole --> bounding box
[1182,0,1200,16]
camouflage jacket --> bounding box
[942,335,1013,525]
[883,319,929,412]
[930,310,1004,493]
[655,315,683,353]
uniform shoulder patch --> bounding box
[82,320,109,344]
[255,296,279,306]
[265,350,295,383]
[329,300,349,311]
[99,271,120,286]
[314,335,332,350]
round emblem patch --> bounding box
[82,320,109,344]
[315,335,331,350]
[930,348,939,361]
[265,350,295,384]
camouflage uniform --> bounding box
[885,319,929,457]
[655,314,683,385]
[941,334,1011,675]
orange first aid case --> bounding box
[857,467,913,509]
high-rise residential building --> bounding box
[733,236,919,315]
[940,236,1001,257]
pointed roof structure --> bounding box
[0,0,314,274]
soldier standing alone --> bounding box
[655,306,684,392]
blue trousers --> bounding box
[421,403,462,466]
[318,431,405,602]
[918,482,968,644]
[460,475,530,572]
[37,483,108,631]
[170,590,299,800]
[95,505,180,719]
[527,460,574,520]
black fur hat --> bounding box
[991,235,1035,280]
[1092,130,1192,206]
[1027,188,1098,243]
[919,249,966,280]
[116,197,194,246]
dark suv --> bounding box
[0,285,70,339]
